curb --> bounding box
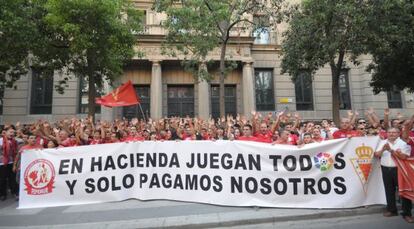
[154,205,384,229]
[0,205,384,229]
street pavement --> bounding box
[0,197,387,229]
[225,213,413,229]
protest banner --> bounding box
[19,137,386,209]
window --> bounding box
[339,70,352,110]
[141,10,148,33]
[253,15,271,44]
[78,77,103,114]
[211,85,237,118]
[255,70,275,111]
[167,85,194,117]
[253,28,270,44]
[123,85,150,120]
[142,10,147,25]
[170,16,187,35]
[295,71,314,110]
[30,68,53,114]
[387,86,403,109]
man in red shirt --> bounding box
[254,123,273,143]
[123,126,145,142]
[284,124,299,145]
[89,130,104,145]
[333,118,361,139]
[238,124,259,142]
[13,134,42,200]
[0,127,18,201]
[402,116,414,157]
[56,130,77,147]
[312,128,325,142]
[272,129,296,145]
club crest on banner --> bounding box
[350,144,374,192]
[23,159,55,195]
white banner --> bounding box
[19,137,386,209]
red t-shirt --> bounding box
[17,144,42,171]
[333,129,361,139]
[181,133,194,140]
[254,131,273,143]
[89,139,104,145]
[238,136,260,142]
[19,144,42,153]
[379,129,387,140]
[60,138,77,147]
[313,136,325,143]
[104,139,120,144]
[122,135,145,142]
[408,132,414,157]
[409,131,414,138]
[35,136,49,148]
[202,133,211,140]
[288,134,299,145]
[406,138,414,157]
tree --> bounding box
[367,0,414,93]
[35,0,142,118]
[0,0,38,104]
[280,0,371,124]
[153,0,284,117]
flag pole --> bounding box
[138,103,146,123]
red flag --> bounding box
[393,156,414,201]
[95,80,140,107]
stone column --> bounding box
[100,80,115,121]
[150,60,162,119]
[197,62,210,119]
[242,61,255,116]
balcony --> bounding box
[253,30,278,45]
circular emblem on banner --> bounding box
[314,152,334,171]
[24,159,55,195]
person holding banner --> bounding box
[297,132,313,147]
[401,115,414,157]
[333,118,361,139]
[374,127,413,223]
[0,127,18,201]
[13,133,42,201]
[238,124,259,142]
[252,111,281,143]
[272,129,295,145]
[122,126,145,142]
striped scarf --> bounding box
[2,135,17,164]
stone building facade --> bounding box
[1,0,413,124]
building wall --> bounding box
[252,50,414,120]
[1,1,413,124]
[2,54,413,124]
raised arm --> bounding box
[402,115,414,142]
[271,111,283,133]
[383,108,391,130]
[365,108,380,128]
[292,112,301,130]
[350,110,359,126]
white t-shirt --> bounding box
[376,137,411,167]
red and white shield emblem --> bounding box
[24,159,55,195]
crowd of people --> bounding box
[0,108,413,222]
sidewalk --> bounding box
[0,198,383,229]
